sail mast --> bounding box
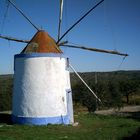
[7,0,40,31]
[58,0,64,41]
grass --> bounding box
[0,113,140,140]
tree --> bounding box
[72,83,85,105]
[119,80,138,104]
[82,91,97,112]
[107,80,123,108]
[72,83,97,112]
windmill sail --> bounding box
[61,44,128,56]
[0,34,29,43]
[57,0,104,44]
[7,0,39,30]
[58,0,64,41]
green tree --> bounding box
[107,80,123,108]
[119,80,138,104]
[0,76,13,111]
[72,83,97,112]
[82,91,96,112]
[72,83,85,105]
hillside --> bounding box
[0,70,140,111]
[70,70,140,86]
[0,74,13,111]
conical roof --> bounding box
[21,30,62,53]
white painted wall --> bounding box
[12,55,72,119]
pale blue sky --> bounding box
[0,0,140,74]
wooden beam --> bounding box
[61,44,129,56]
[57,0,104,44]
[0,35,29,43]
[7,0,40,31]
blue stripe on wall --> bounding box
[12,115,70,125]
[14,53,66,59]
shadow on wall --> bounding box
[0,113,12,125]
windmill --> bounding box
[0,0,128,125]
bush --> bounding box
[72,83,97,112]
[0,75,13,111]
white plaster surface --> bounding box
[13,56,71,118]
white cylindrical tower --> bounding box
[12,31,74,125]
[12,53,73,125]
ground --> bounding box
[95,105,140,116]
[0,106,140,140]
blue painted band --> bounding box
[12,114,70,125]
[14,53,66,59]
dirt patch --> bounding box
[95,105,140,116]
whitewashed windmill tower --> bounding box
[12,30,74,125]
[0,0,128,125]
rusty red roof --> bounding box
[21,30,62,53]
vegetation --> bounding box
[119,80,139,104]
[0,70,140,111]
[0,71,140,139]
[0,113,140,140]
[71,70,140,111]
[0,75,13,111]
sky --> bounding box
[0,0,140,74]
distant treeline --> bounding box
[0,70,140,111]
[0,74,13,111]
[71,70,140,111]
